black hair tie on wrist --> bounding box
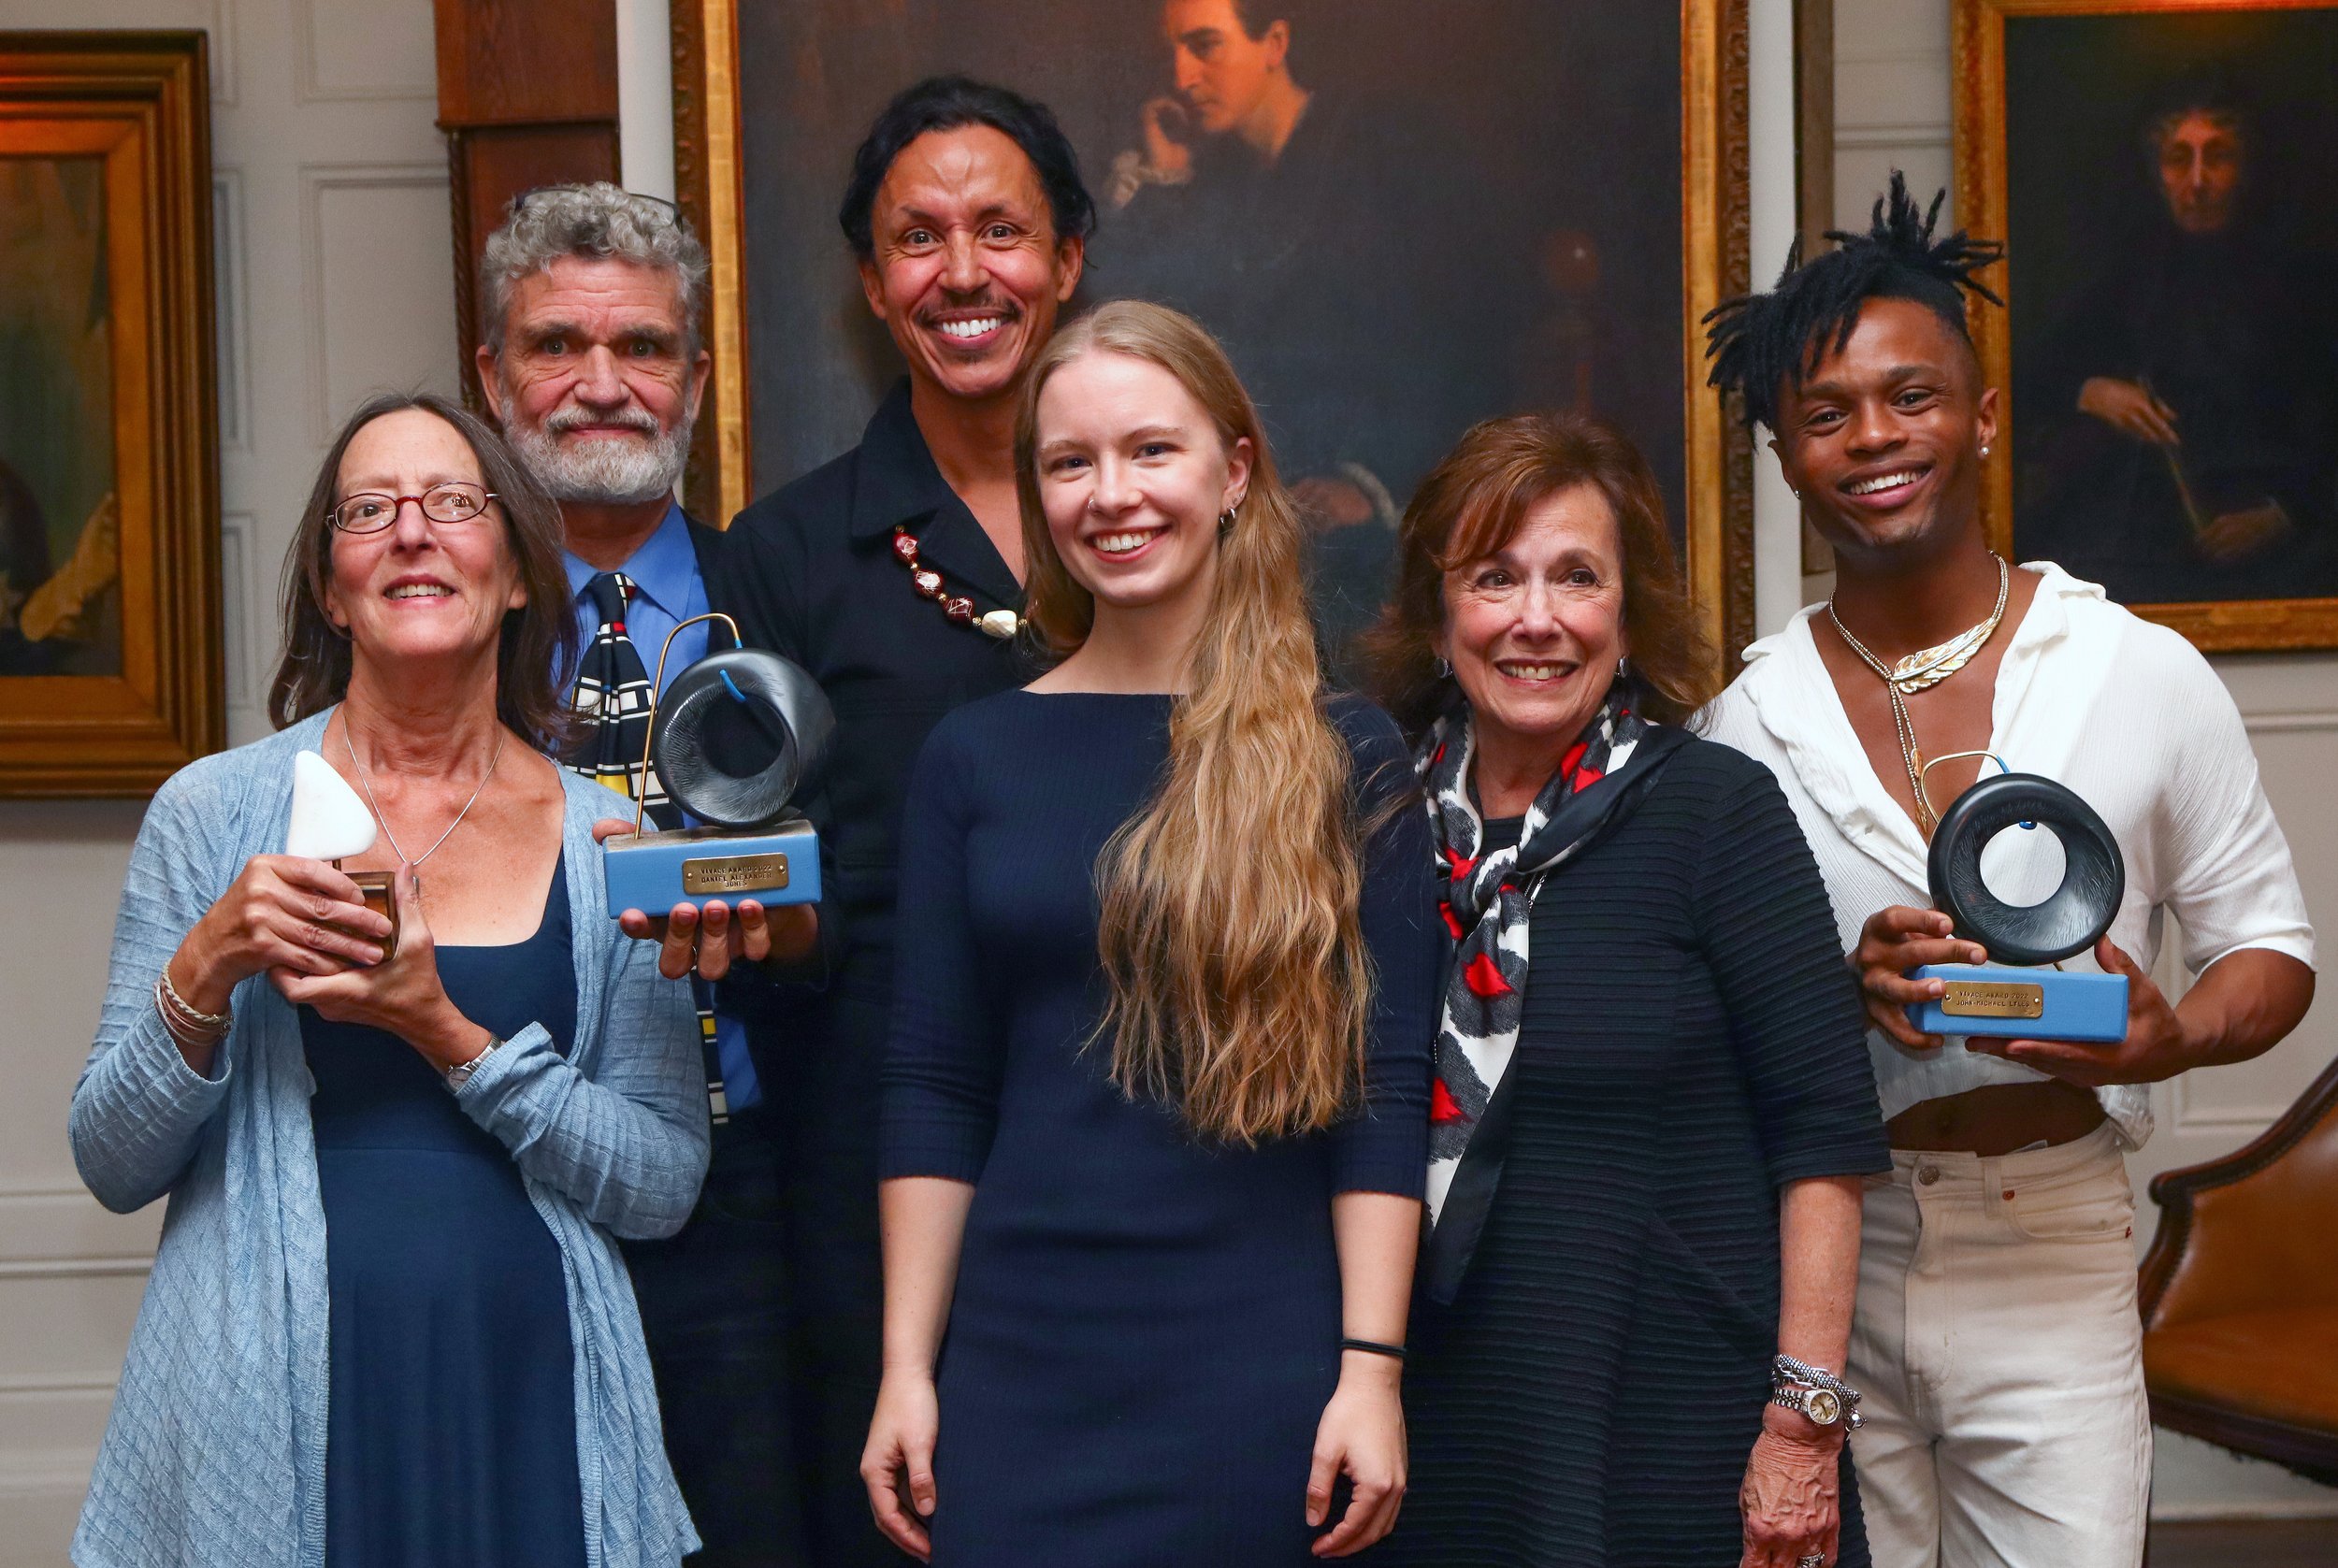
[1340,1337,1407,1361]
[1928,772,2124,967]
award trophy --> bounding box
[287,748,397,959]
[1905,764,2129,1043]
[599,612,832,917]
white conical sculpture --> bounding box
[286,749,379,862]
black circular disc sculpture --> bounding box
[1927,772,2124,967]
[650,649,835,829]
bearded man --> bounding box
[477,182,815,1568]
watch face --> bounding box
[1804,1388,1842,1425]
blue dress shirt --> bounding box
[565,501,760,1111]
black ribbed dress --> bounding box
[1377,737,1889,1568]
[881,691,1438,1566]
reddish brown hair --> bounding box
[1364,410,1715,737]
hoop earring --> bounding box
[1435,655,1453,678]
[1217,507,1237,538]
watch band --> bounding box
[1770,1385,1845,1427]
[443,1034,502,1093]
[1771,1355,1866,1431]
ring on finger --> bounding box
[1797,1556,1826,1568]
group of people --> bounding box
[68,72,2314,1568]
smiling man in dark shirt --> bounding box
[719,76,1091,1567]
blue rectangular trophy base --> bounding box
[1906,963,2129,1043]
[601,820,820,916]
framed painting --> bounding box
[0,32,220,794]
[672,0,1754,668]
[1956,0,2338,650]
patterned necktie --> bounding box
[568,570,731,1123]
[570,571,679,829]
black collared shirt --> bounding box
[719,379,1033,978]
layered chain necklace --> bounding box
[1826,554,2009,835]
[892,524,1023,640]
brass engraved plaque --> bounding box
[682,852,791,896]
[1941,980,2044,1019]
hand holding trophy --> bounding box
[1903,760,2129,1045]
[599,613,832,982]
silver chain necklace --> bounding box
[342,722,507,867]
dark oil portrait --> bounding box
[2002,8,2338,609]
[733,0,1690,661]
[0,155,123,678]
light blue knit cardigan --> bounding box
[68,711,707,1568]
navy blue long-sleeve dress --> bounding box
[881,690,1439,1566]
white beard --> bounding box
[502,389,689,507]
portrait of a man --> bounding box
[1094,0,1511,652]
[730,0,1690,664]
[2006,16,2338,609]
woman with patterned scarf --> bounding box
[1364,412,1890,1568]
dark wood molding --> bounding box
[1719,0,1756,669]
[1792,0,1835,252]
[669,0,718,513]
[1679,0,1758,674]
[433,0,621,410]
[666,0,748,525]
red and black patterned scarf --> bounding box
[1415,683,1687,1302]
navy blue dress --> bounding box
[303,857,586,1568]
[881,692,1439,1566]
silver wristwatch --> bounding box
[1770,1354,1864,1431]
[443,1034,502,1094]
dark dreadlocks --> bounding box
[1704,171,2005,432]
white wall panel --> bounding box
[294,0,436,103]
[218,510,260,727]
[212,168,251,453]
[206,0,239,105]
[303,165,459,440]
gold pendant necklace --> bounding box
[1827,555,2009,835]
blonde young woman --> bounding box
[859,301,1439,1565]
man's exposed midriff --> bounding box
[1887,1080,2107,1156]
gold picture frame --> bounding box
[672,0,1754,668]
[1956,0,2338,650]
[0,32,220,794]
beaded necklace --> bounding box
[891,525,1022,640]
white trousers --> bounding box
[1850,1123,2152,1568]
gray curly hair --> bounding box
[478,182,710,358]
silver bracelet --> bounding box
[1771,1354,1865,1431]
[153,974,229,1047]
[158,966,230,1031]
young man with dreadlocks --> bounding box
[1701,176,2316,1568]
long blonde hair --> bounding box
[1015,301,1372,1144]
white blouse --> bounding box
[1702,562,2315,1148]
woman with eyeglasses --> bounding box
[69,392,708,1568]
